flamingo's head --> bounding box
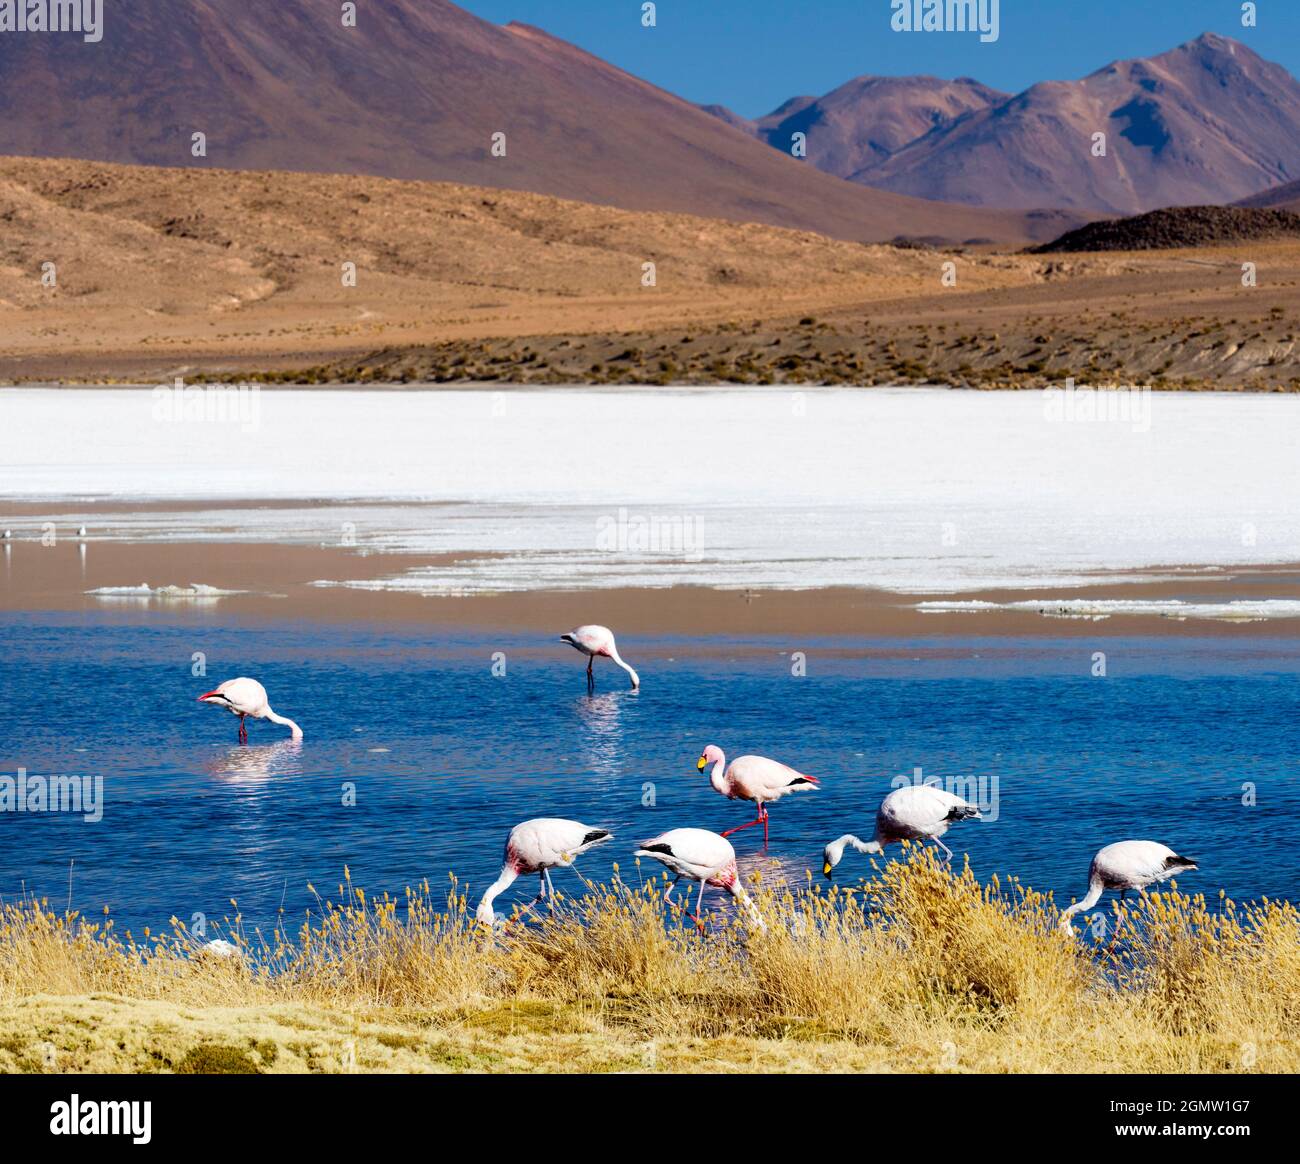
[197,690,227,705]
[822,838,847,879]
[697,744,723,772]
[474,901,496,927]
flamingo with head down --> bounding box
[198,677,303,744]
[635,827,765,932]
[822,783,982,877]
[560,625,639,691]
[1058,840,1198,932]
[476,817,613,925]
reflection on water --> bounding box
[575,690,632,786]
[205,740,306,784]
[1,613,1298,933]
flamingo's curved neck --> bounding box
[725,881,766,933]
[608,647,639,688]
[709,754,729,796]
[1060,875,1105,930]
[835,834,882,857]
[264,708,304,740]
[477,864,519,924]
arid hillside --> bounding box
[0,156,1036,382]
[1,156,1297,390]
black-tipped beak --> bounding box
[696,756,707,771]
[823,862,834,880]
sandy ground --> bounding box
[2,156,1298,389]
[4,533,1299,640]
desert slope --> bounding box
[0,0,1042,245]
[0,155,1037,381]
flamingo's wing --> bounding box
[879,785,963,835]
[729,755,817,800]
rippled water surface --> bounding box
[2,611,1297,934]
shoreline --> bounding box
[4,535,1300,638]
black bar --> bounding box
[1,1073,1287,1148]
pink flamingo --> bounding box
[560,625,640,691]
[635,828,765,932]
[198,677,303,744]
[822,783,982,877]
[1058,840,1199,932]
[697,745,819,844]
[476,817,613,924]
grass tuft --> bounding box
[2,852,1297,1073]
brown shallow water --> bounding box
[3,525,1299,640]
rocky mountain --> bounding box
[751,76,1006,179]
[0,0,1043,244]
[1237,178,1300,212]
[855,34,1300,214]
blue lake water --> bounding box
[1,610,1298,937]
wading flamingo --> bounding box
[635,827,765,932]
[560,625,639,691]
[697,745,818,844]
[476,818,613,925]
[198,677,303,743]
[823,783,981,876]
[1058,840,1198,932]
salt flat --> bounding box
[2,387,1297,593]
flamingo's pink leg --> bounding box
[720,817,763,838]
[687,880,707,930]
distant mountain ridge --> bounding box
[709,33,1300,215]
[755,76,1007,179]
[1237,178,1300,213]
[0,0,1048,245]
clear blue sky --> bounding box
[458,0,1294,118]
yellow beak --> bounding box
[696,756,707,770]
[823,861,834,877]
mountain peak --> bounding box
[849,32,1300,214]
[1187,31,1240,53]
[0,0,1035,245]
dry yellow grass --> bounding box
[1,853,1296,1074]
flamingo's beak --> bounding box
[823,861,834,879]
[197,691,219,703]
[696,756,707,771]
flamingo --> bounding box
[1058,840,1199,932]
[697,745,818,844]
[560,625,639,690]
[823,783,981,876]
[476,817,613,924]
[197,677,303,743]
[636,828,765,932]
